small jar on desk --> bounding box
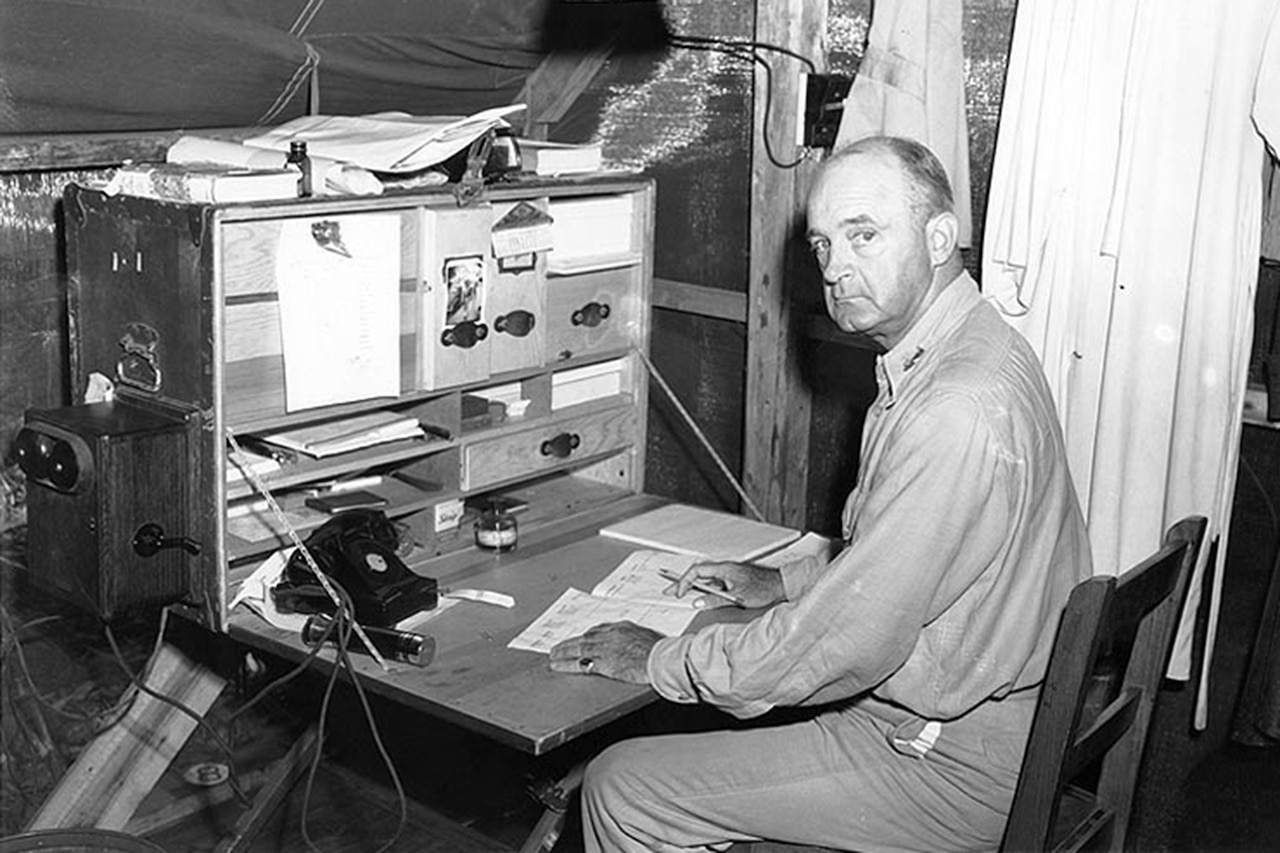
[475,503,518,552]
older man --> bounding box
[550,137,1091,852]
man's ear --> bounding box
[924,211,959,266]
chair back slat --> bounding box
[1001,516,1207,853]
[1064,687,1140,780]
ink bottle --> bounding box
[286,140,313,197]
[475,503,518,552]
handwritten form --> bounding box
[508,550,704,654]
[276,214,400,411]
[589,550,702,605]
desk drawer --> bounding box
[545,266,640,362]
[461,407,638,491]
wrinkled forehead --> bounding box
[807,153,911,227]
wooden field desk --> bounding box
[227,489,679,757]
[225,486,767,852]
[32,175,685,848]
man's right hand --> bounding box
[666,561,786,610]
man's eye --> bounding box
[809,241,830,266]
[851,229,877,245]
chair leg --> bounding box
[520,762,587,853]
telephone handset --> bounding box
[273,509,438,627]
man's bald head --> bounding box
[826,137,955,230]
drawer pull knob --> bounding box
[540,432,581,459]
[442,320,489,349]
[495,310,536,337]
[571,301,611,328]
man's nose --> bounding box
[820,245,850,288]
[823,257,855,293]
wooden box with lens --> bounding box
[19,399,197,618]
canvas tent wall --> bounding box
[0,0,556,134]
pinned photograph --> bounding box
[443,255,484,326]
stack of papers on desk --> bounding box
[599,503,800,562]
[260,412,424,459]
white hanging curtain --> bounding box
[984,0,1280,728]
[835,0,972,247]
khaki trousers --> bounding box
[581,693,1036,853]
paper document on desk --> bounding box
[589,550,703,608]
[508,588,697,654]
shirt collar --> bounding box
[875,271,981,404]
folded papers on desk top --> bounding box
[166,135,383,197]
[243,105,527,174]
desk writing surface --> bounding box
[228,493,765,755]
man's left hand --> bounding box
[548,621,662,683]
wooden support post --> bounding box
[745,0,826,528]
[26,641,226,832]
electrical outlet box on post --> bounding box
[801,73,854,149]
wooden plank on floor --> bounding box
[26,641,226,831]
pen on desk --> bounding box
[657,567,746,607]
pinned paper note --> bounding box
[276,215,401,411]
[491,200,554,259]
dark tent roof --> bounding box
[0,0,576,134]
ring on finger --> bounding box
[579,657,594,672]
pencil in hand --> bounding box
[657,567,746,607]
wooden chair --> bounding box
[735,515,1206,853]
[1000,514,1205,852]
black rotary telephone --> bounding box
[272,509,437,628]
